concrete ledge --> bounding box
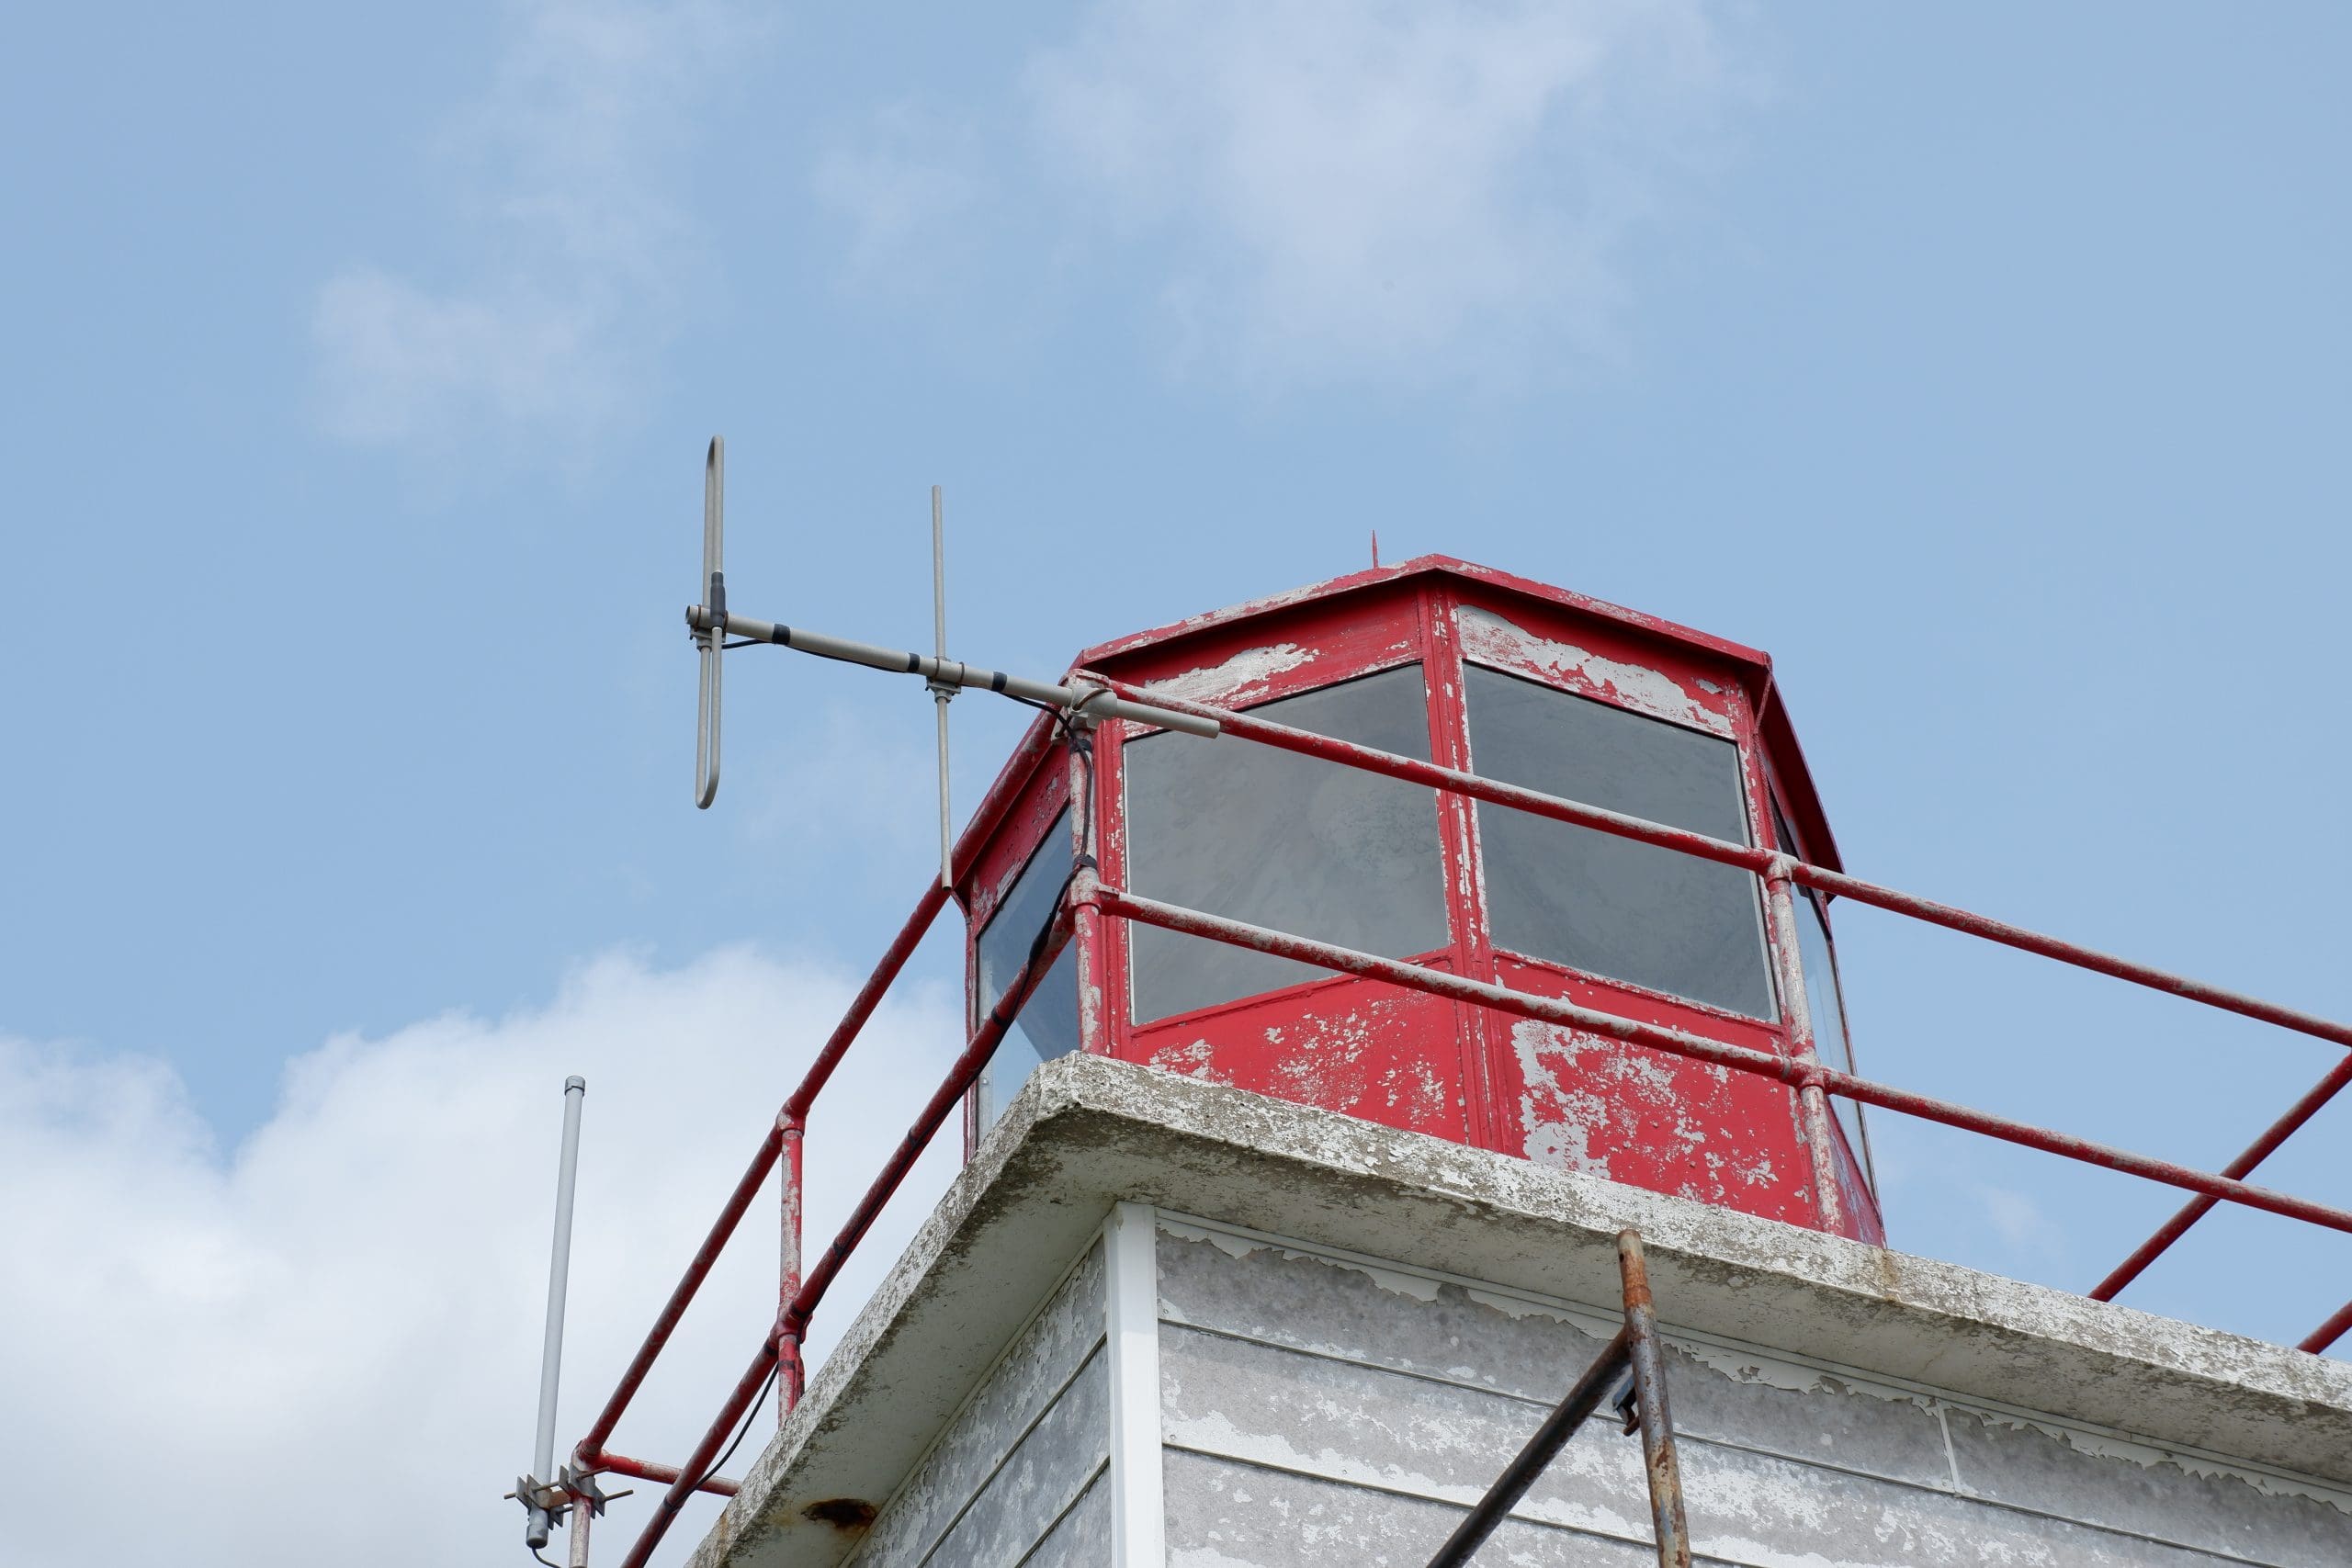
[690,1055,2352,1566]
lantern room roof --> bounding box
[1077,554,1768,673]
[1067,554,1846,875]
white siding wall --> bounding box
[1153,1216,2352,1568]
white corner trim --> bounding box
[1103,1201,1166,1567]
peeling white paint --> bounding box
[1458,605,1735,738]
[1148,1039,1222,1082]
[1142,642,1318,706]
[1951,1407,2352,1511]
[1158,1217,1442,1303]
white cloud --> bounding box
[311,0,757,448]
[0,946,963,1565]
[1022,0,1746,387]
[1977,1182,2065,1259]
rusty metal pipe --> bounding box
[1424,1328,1632,1567]
[777,1111,806,1420]
[2091,1053,2352,1302]
[1089,677,2352,1057]
[1100,887,2352,1236]
[1617,1231,1691,1568]
[588,1450,738,1497]
[568,1492,594,1568]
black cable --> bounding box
[693,1361,779,1495]
[1001,692,1064,722]
[531,1548,561,1568]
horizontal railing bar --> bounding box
[617,914,1072,1568]
[587,1450,738,1497]
[1089,676,2352,1057]
[1099,887,2352,1238]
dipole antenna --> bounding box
[683,439,1218,833]
[694,439,725,809]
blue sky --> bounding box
[4,3,2348,1561]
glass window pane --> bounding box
[1774,797,1865,1161]
[978,943,1079,1128]
[1792,884,1866,1156]
[976,809,1080,1128]
[1125,665,1448,1023]
[1464,663,1774,1019]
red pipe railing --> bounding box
[2090,1054,2352,1302]
[566,684,2352,1564]
[1089,675,2352,1301]
[1089,676,2352,1055]
[562,716,1064,1549]
[608,920,1070,1568]
[1096,887,2352,1237]
[571,878,949,1483]
[2303,1301,2352,1356]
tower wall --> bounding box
[694,1058,2352,1568]
[1152,1215,2352,1566]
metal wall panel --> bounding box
[1156,1220,2352,1568]
[847,1243,1107,1568]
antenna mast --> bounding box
[930,486,954,889]
[514,1076,611,1557]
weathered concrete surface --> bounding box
[688,1055,2352,1567]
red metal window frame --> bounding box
[1074,577,1872,1235]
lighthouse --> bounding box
[576,554,2352,1568]
[959,556,1876,1244]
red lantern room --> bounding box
[958,557,1881,1243]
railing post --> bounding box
[1064,719,1107,1055]
[777,1110,806,1418]
[1765,865,1846,1234]
[1617,1230,1691,1568]
[568,1493,594,1568]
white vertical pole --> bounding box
[932,484,954,890]
[1103,1201,1166,1567]
[528,1075,588,1550]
